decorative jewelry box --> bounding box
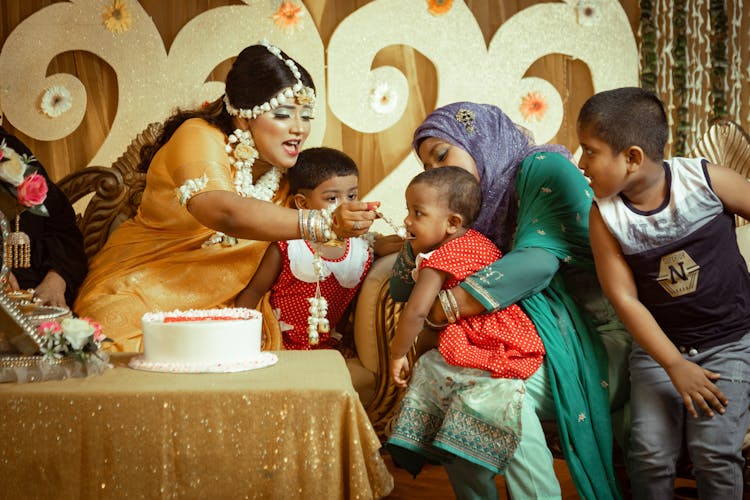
[0,210,108,383]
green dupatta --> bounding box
[463,152,620,499]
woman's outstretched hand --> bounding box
[331,201,379,239]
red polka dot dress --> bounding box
[271,238,372,350]
[419,229,544,379]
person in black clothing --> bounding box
[0,125,87,308]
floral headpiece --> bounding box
[223,39,316,120]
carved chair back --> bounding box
[693,118,750,226]
[57,123,162,261]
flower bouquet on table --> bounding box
[38,317,111,365]
[0,313,113,383]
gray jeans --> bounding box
[628,332,750,499]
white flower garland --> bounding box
[225,128,281,201]
[307,247,329,346]
[177,174,208,205]
[200,128,281,247]
[180,127,281,247]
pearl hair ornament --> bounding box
[223,39,316,120]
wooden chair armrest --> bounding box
[58,167,128,260]
[353,252,406,441]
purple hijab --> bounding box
[413,102,571,253]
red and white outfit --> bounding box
[271,238,372,350]
[415,229,544,379]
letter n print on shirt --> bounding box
[656,250,700,297]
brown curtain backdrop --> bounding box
[3,0,740,197]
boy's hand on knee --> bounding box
[668,359,728,419]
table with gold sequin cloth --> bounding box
[0,350,394,499]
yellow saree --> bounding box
[74,119,284,352]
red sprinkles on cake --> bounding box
[163,316,238,322]
[144,308,259,323]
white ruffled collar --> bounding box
[288,238,371,288]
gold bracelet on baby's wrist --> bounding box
[438,290,457,324]
[425,317,449,330]
[445,289,460,321]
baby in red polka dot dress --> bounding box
[235,147,401,350]
[390,166,545,385]
[386,167,546,488]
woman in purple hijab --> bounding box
[387,102,629,499]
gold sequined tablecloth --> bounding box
[0,350,394,499]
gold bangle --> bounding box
[445,289,460,321]
[438,290,456,324]
[425,317,449,329]
[298,209,306,239]
[307,209,318,242]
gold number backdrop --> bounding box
[0,0,640,226]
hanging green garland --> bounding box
[709,0,728,120]
[639,0,657,92]
[673,0,688,156]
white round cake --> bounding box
[128,308,277,373]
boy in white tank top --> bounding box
[577,87,750,499]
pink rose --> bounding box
[17,172,48,207]
[85,318,105,343]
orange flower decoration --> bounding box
[427,0,453,15]
[272,1,304,34]
[102,0,132,34]
[519,92,548,122]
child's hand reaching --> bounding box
[390,355,411,388]
[666,357,728,419]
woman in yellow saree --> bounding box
[74,41,376,352]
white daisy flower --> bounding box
[40,85,73,118]
[369,82,398,114]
